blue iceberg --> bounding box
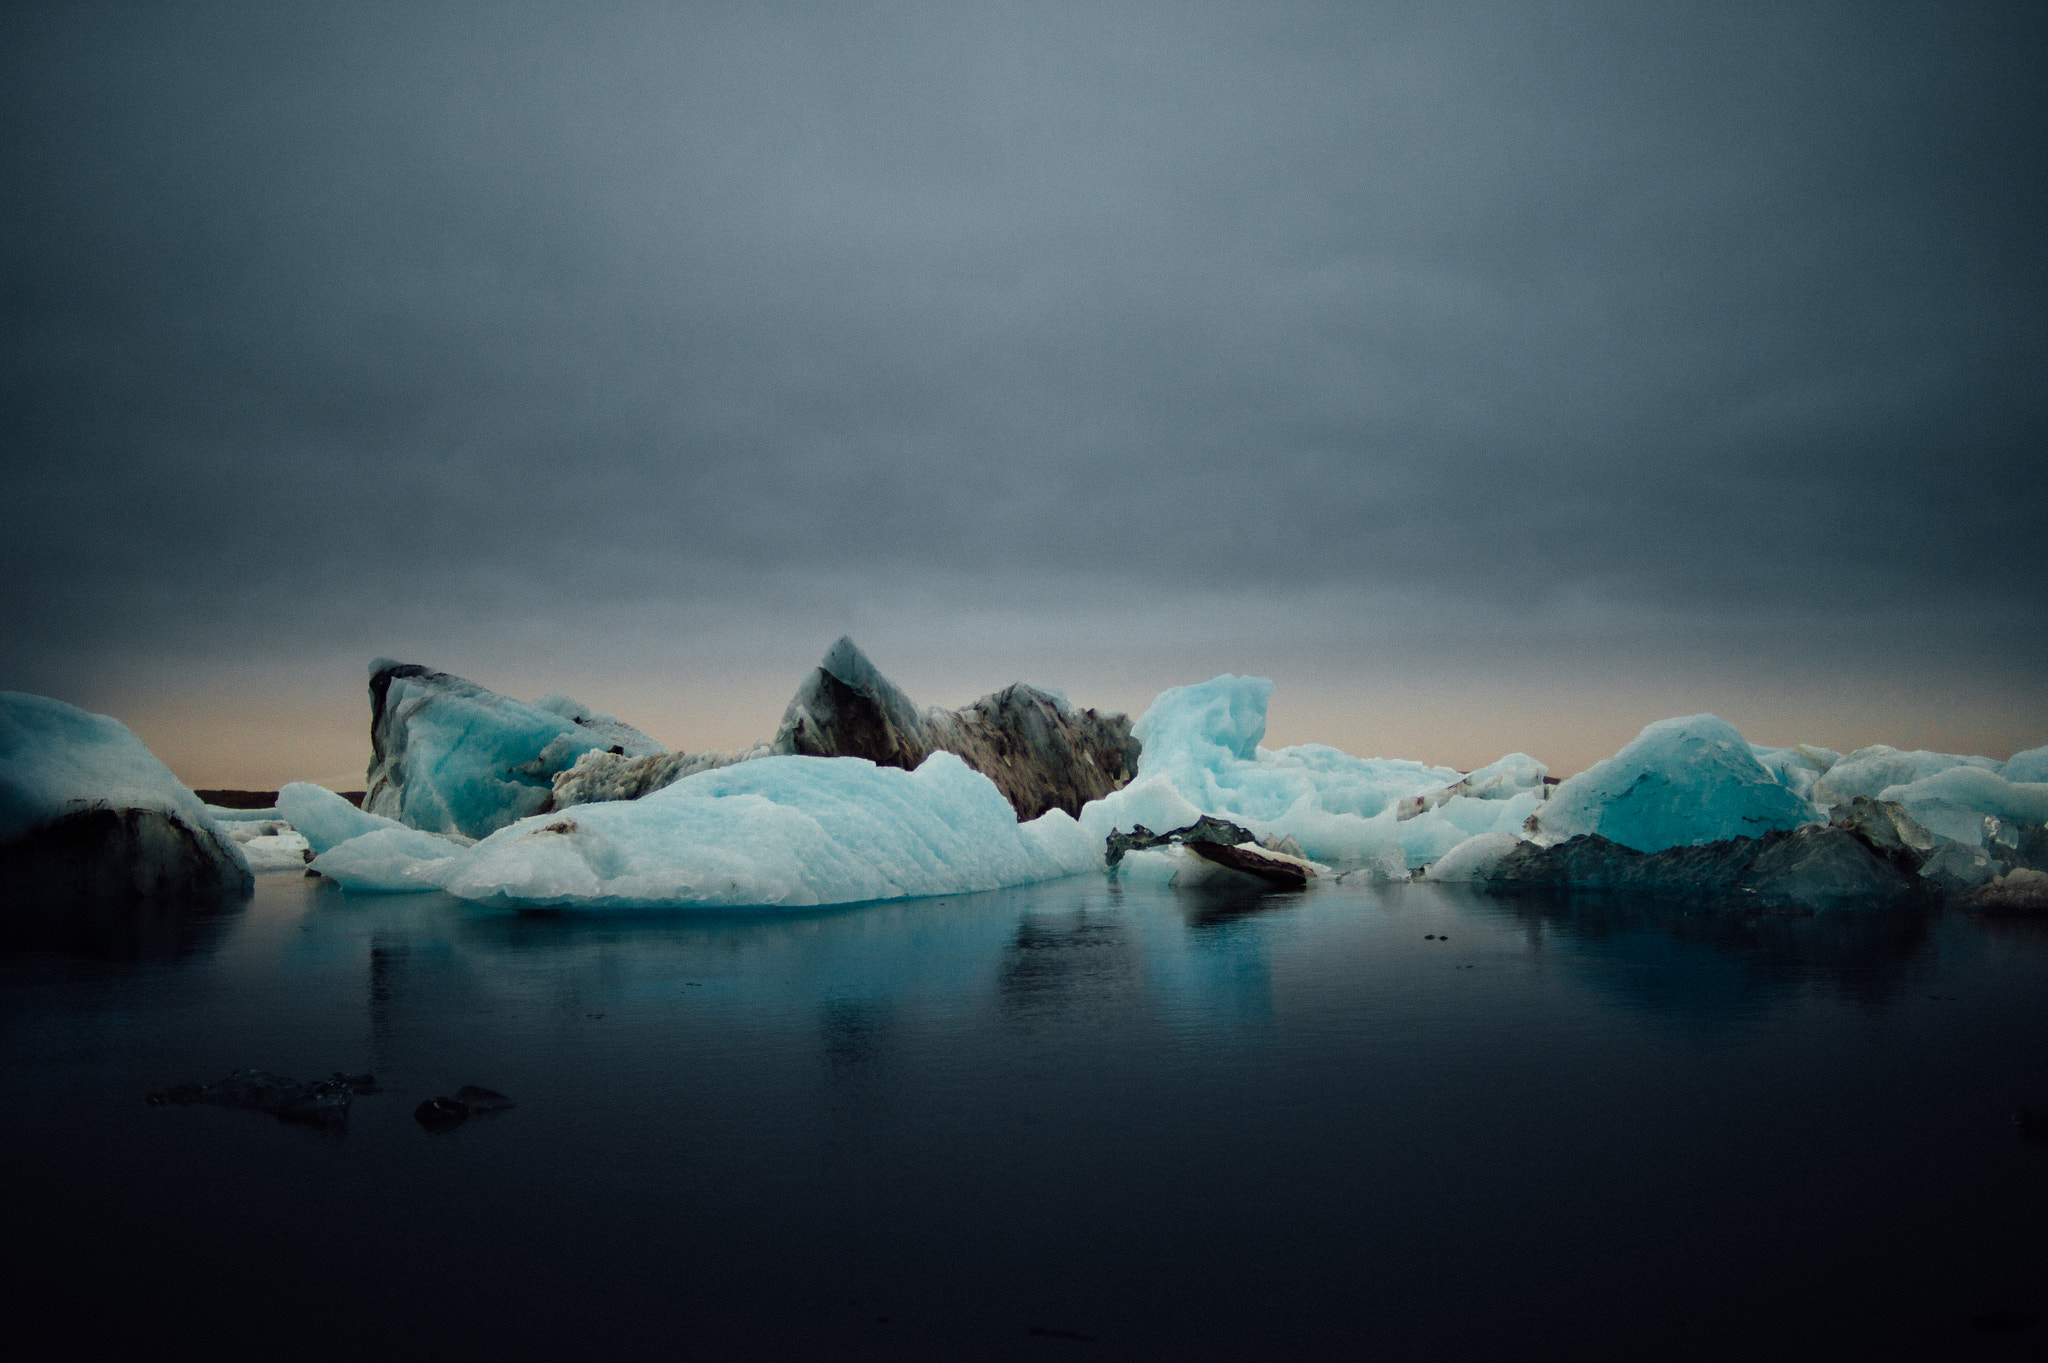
[319,751,1101,909]
[1877,766,2048,847]
[364,661,665,839]
[0,691,250,898]
[1075,674,1537,868]
[1532,714,1817,853]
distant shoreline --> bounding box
[198,788,363,810]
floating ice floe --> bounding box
[281,781,470,890]
[0,691,250,899]
[281,781,428,853]
[310,826,472,893]
[442,751,1098,909]
[213,819,312,872]
[1442,715,2048,904]
[310,750,1098,907]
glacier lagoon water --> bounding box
[8,873,2048,1359]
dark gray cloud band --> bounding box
[3,1,2043,714]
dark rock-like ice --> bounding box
[554,638,1139,821]
[1,692,250,905]
[147,1069,378,1129]
[1479,825,1920,910]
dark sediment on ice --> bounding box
[2,806,252,905]
[364,661,664,837]
[1105,816,1313,888]
[1483,825,1921,910]
[554,638,1140,821]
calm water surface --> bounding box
[7,871,2048,1359]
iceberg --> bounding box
[1466,826,1916,909]
[439,751,1099,910]
[550,745,773,809]
[1809,746,2000,812]
[0,691,251,901]
[276,781,470,891]
[1749,744,1840,804]
[555,638,1141,821]
[1072,674,1534,868]
[213,819,312,872]
[2006,745,2048,785]
[1396,752,1549,818]
[1422,831,1524,883]
[1877,766,2048,848]
[1825,796,1938,874]
[277,781,423,854]
[309,827,470,893]
[1530,715,1816,854]
[530,695,665,759]
[364,661,666,839]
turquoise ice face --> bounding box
[1537,714,1817,853]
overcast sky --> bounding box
[3,0,2043,787]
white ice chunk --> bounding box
[438,751,1099,911]
[236,828,314,872]
[1334,845,1412,884]
[1,693,232,848]
[310,826,470,893]
[1877,766,2048,847]
[530,694,666,758]
[1113,846,1188,887]
[1396,807,1479,865]
[1075,675,1466,865]
[1534,714,1817,853]
[204,803,283,822]
[1423,831,1524,882]
[2004,744,2048,785]
[1750,744,1840,804]
[1810,745,1999,811]
[1434,789,1543,838]
[1451,752,1549,799]
[277,782,415,854]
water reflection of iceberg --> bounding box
[1468,889,1936,1023]
[997,904,1137,1018]
[328,877,1286,1044]
[0,890,246,961]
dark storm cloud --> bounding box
[3,0,2044,690]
